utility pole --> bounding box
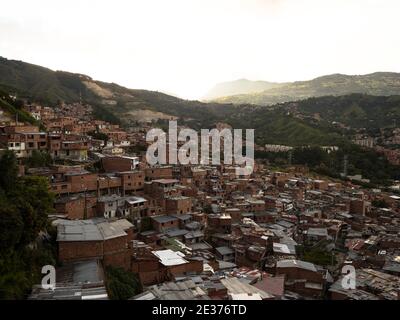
[342,155,348,177]
[288,150,292,166]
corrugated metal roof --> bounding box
[216,246,234,255]
[140,280,210,300]
[152,249,188,266]
[276,259,317,272]
[220,277,274,299]
[152,215,178,224]
[56,218,131,242]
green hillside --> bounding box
[212,73,400,105]
[1,56,399,148]
[293,94,400,129]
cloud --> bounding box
[1,0,400,99]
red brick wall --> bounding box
[165,197,192,214]
[103,250,130,270]
[118,171,145,193]
[68,173,98,193]
[138,269,167,286]
[58,241,103,262]
[276,267,323,284]
[102,157,135,173]
[152,218,179,232]
[145,167,173,180]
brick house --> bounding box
[275,259,328,298]
[54,194,97,219]
[145,166,173,181]
[56,218,134,270]
[101,156,139,173]
[165,196,192,215]
[151,215,179,232]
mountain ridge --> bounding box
[203,78,281,100]
[1,56,400,149]
[207,72,400,105]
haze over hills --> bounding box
[203,79,281,100]
[207,73,400,105]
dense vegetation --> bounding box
[0,57,98,105]
[294,94,400,129]
[0,151,56,299]
[256,145,399,186]
[105,266,141,300]
[91,103,122,125]
[302,247,337,267]
[87,130,110,143]
[24,150,53,168]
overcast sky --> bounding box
[1,0,400,99]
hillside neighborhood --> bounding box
[1,97,400,301]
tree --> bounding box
[105,266,141,300]
[139,216,153,232]
[372,199,389,208]
[0,152,56,299]
[0,150,18,191]
[25,150,52,168]
[0,199,23,250]
[303,248,337,267]
[12,176,54,245]
[88,130,109,143]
